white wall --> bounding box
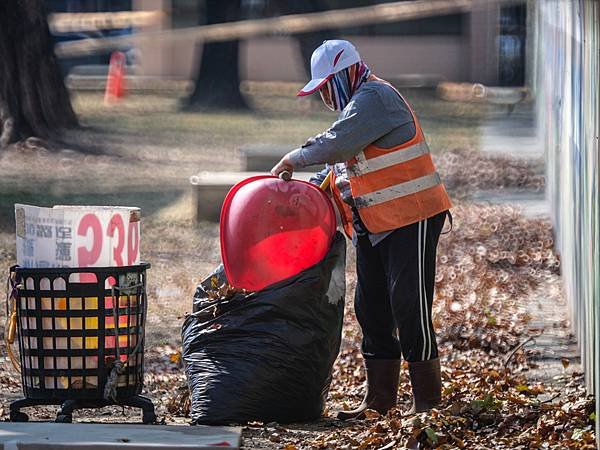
[138,34,471,82]
[536,1,600,442]
[240,35,469,82]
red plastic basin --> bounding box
[220,175,336,292]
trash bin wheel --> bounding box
[55,413,73,423]
[142,410,157,424]
[10,410,29,422]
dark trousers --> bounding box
[355,211,447,362]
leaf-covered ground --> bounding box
[159,201,595,450]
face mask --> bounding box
[317,62,371,112]
[319,81,336,111]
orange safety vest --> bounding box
[331,77,452,237]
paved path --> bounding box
[470,190,549,218]
[0,422,241,449]
[480,104,542,159]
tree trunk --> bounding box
[0,0,77,149]
[184,0,248,111]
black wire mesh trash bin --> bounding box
[6,263,156,424]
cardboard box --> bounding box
[15,204,141,268]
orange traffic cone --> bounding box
[104,52,127,105]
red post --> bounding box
[104,51,127,104]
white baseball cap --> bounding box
[297,40,361,97]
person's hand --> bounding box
[271,155,294,179]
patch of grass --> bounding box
[67,84,487,163]
[71,91,335,158]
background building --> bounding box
[49,0,528,87]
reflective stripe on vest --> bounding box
[347,141,430,177]
[354,172,442,208]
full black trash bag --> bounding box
[182,232,346,425]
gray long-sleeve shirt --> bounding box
[289,79,417,245]
[288,80,415,167]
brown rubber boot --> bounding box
[336,358,400,420]
[406,357,442,414]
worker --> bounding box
[271,40,452,419]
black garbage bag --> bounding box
[182,232,346,425]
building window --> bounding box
[498,4,526,86]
